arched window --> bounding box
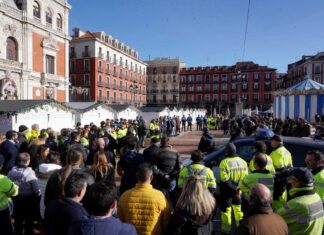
[46,8,52,25]
[6,37,18,61]
[33,1,40,18]
[57,13,63,30]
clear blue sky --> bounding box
[68,0,324,72]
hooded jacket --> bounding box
[8,166,40,196]
[198,133,215,153]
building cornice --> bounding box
[71,37,147,66]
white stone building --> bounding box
[0,0,71,101]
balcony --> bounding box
[83,67,90,73]
[253,87,260,91]
[98,53,104,60]
[98,67,104,73]
[105,69,110,75]
[161,89,169,93]
[82,51,90,57]
[171,89,179,93]
[97,96,107,101]
[113,72,117,77]
[83,81,91,86]
[113,59,117,65]
[98,81,104,87]
[106,83,111,88]
[106,56,112,63]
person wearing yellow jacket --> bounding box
[277,168,324,235]
[0,154,19,234]
[249,141,275,175]
[240,153,274,213]
[219,142,249,235]
[118,163,171,235]
[269,135,293,210]
[305,150,324,204]
[269,135,293,172]
[25,124,40,142]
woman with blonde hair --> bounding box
[168,175,216,235]
[87,150,115,185]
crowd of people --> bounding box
[0,115,323,235]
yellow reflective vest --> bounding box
[239,171,274,199]
[0,175,18,210]
[270,146,293,172]
[249,154,275,175]
[219,156,249,183]
[178,163,216,189]
[314,168,324,203]
[277,187,324,235]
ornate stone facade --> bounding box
[0,0,71,101]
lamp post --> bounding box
[129,83,138,106]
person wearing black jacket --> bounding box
[143,137,160,165]
[45,173,89,235]
[198,128,216,154]
[153,136,180,208]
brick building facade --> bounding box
[284,52,324,89]
[179,62,276,112]
[0,0,71,101]
[69,28,147,106]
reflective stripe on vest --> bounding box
[258,178,274,186]
[228,160,245,168]
[283,201,324,223]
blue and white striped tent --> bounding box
[274,79,324,122]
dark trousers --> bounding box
[138,135,145,147]
[188,123,192,131]
[0,206,14,235]
[13,195,38,235]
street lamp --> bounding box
[129,83,138,106]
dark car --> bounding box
[203,136,324,182]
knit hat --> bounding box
[19,125,28,133]
[288,167,313,186]
[202,127,209,133]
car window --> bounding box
[236,144,254,163]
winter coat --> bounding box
[198,133,216,154]
[235,207,288,235]
[118,150,144,195]
[143,144,160,165]
[0,139,18,170]
[154,146,180,188]
[68,216,136,235]
[8,166,40,196]
[118,183,171,235]
[45,197,89,235]
[167,210,213,235]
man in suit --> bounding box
[0,130,18,173]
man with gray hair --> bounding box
[235,183,288,235]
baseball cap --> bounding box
[288,167,313,186]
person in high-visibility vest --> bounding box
[305,150,324,205]
[239,152,274,213]
[0,154,19,234]
[178,150,216,193]
[25,124,40,142]
[219,142,249,235]
[269,135,293,172]
[277,167,324,235]
[249,141,275,174]
[269,134,293,210]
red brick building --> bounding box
[69,28,147,106]
[179,62,276,112]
